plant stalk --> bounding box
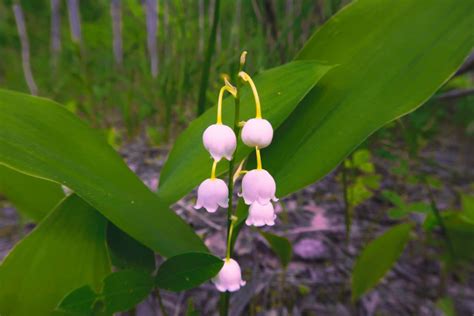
[424,181,455,258]
[196,0,220,116]
[341,161,351,243]
[220,57,244,316]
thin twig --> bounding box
[438,88,474,100]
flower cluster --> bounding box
[238,71,278,227]
[194,54,278,293]
[194,81,237,213]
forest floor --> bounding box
[1,123,473,316]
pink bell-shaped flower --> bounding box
[203,124,237,161]
[241,118,273,148]
[194,178,228,213]
[240,169,278,205]
[245,201,276,227]
[212,258,246,292]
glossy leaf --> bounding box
[155,252,224,291]
[102,269,154,313]
[0,194,111,316]
[264,0,474,197]
[0,164,64,221]
[56,285,98,314]
[106,223,155,273]
[259,231,292,267]
[56,270,155,315]
[351,223,412,300]
[0,89,207,257]
[158,61,333,204]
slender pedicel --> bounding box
[211,159,218,179]
[238,71,262,119]
[255,146,262,170]
[217,84,237,124]
[226,215,237,261]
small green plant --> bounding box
[341,148,381,239]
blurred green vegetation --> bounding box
[0,0,472,147]
[0,0,346,141]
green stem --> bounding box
[341,161,351,243]
[255,146,262,170]
[196,0,220,116]
[424,180,455,258]
[219,292,230,316]
[226,220,235,260]
[220,56,244,316]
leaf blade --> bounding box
[0,89,206,256]
[155,252,224,292]
[102,269,154,313]
[259,231,292,268]
[0,164,64,221]
[265,0,474,197]
[0,194,111,316]
[351,223,412,300]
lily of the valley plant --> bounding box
[194,52,278,293]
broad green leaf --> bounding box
[0,164,64,221]
[0,194,111,316]
[102,269,154,313]
[56,285,98,314]
[259,231,292,268]
[351,223,412,300]
[155,252,224,291]
[264,0,474,197]
[56,270,154,315]
[106,223,156,273]
[158,61,333,204]
[0,89,206,257]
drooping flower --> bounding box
[245,201,276,227]
[203,124,237,161]
[240,169,278,205]
[194,178,228,213]
[241,118,273,148]
[212,258,246,292]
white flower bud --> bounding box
[212,258,246,292]
[194,178,228,213]
[240,169,278,205]
[241,118,273,148]
[245,201,276,227]
[203,124,237,161]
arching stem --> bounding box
[238,71,262,118]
